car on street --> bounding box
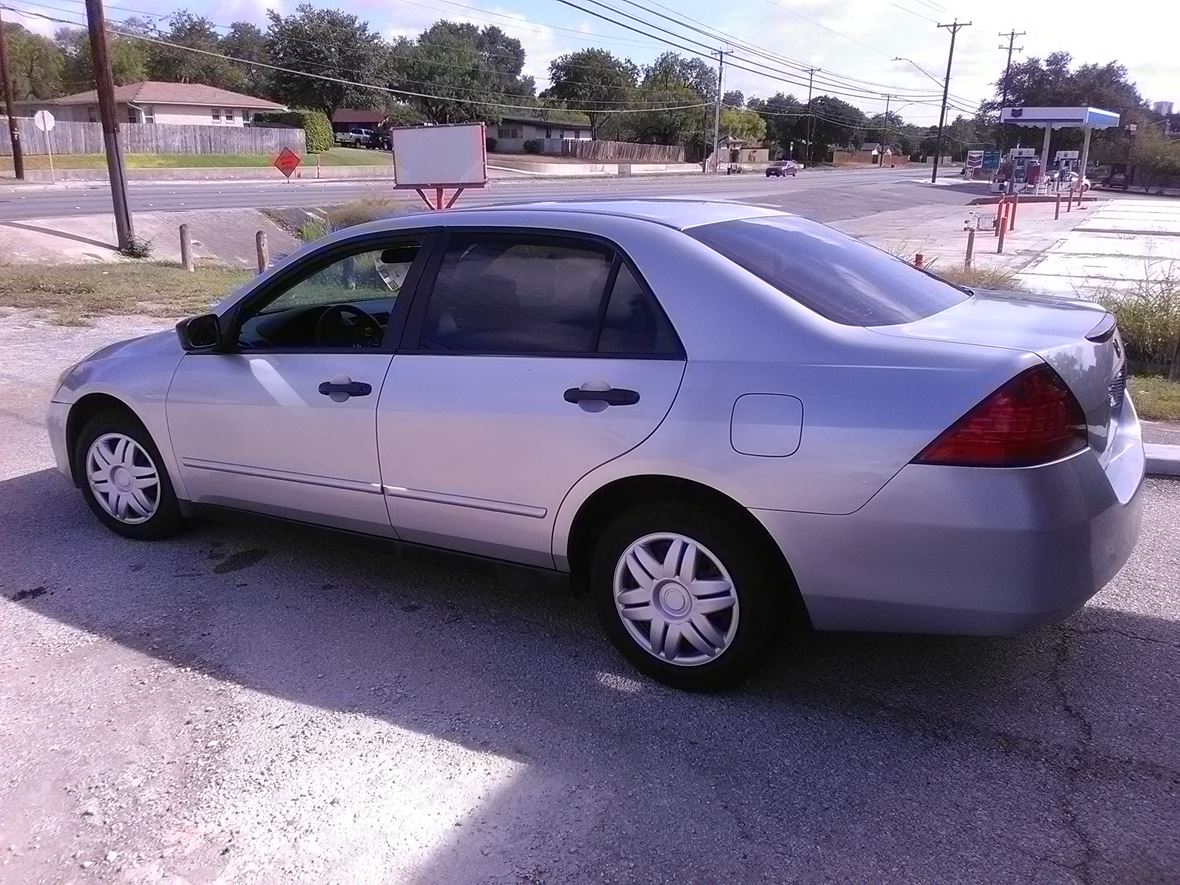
[47,201,1145,689]
[335,126,375,147]
[765,158,801,177]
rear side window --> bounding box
[687,215,969,326]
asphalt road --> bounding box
[0,166,978,224]
[0,319,1178,878]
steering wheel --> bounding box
[315,304,383,348]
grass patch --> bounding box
[0,262,251,324]
[298,199,407,242]
[935,265,1026,291]
[0,148,390,171]
[1095,273,1180,374]
[1129,376,1180,421]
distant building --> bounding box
[18,82,285,126]
[1152,100,1173,116]
[491,111,592,152]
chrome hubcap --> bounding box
[86,433,160,525]
[613,533,740,667]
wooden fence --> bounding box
[560,139,686,163]
[0,118,305,156]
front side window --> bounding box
[237,242,420,350]
[687,215,969,326]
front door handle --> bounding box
[318,379,372,400]
[564,386,640,406]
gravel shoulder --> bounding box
[1,310,1177,883]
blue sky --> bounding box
[8,0,1178,126]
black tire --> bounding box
[590,501,787,690]
[74,408,184,540]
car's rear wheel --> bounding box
[590,502,785,690]
[75,409,184,540]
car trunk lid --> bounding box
[871,289,1127,462]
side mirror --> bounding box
[176,313,222,352]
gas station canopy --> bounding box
[999,106,1121,129]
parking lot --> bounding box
[1,311,1178,883]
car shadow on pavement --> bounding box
[3,467,1178,882]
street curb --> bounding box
[1145,443,1180,477]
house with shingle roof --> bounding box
[20,81,285,126]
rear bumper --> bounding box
[754,404,1145,635]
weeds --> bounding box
[1095,268,1180,374]
[935,265,1026,291]
[1129,376,1180,421]
[117,235,154,259]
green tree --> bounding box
[1,21,63,99]
[220,22,270,96]
[149,12,244,89]
[750,92,805,157]
[720,106,766,143]
[55,25,150,90]
[722,89,744,109]
[546,48,638,139]
[808,95,866,158]
[398,21,534,124]
[265,4,386,118]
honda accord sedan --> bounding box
[47,201,1145,688]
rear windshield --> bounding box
[687,215,969,326]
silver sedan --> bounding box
[47,201,1145,689]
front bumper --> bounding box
[46,400,73,483]
[754,403,1146,635]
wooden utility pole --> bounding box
[0,9,25,181]
[804,66,820,166]
[711,49,725,174]
[84,0,134,248]
[997,29,1025,150]
[931,20,971,184]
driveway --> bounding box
[1,312,1177,882]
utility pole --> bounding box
[711,48,725,174]
[881,93,891,169]
[84,0,134,248]
[997,29,1025,151]
[0,9,24,181]
[931,19,971,184]
[804,66,819,166]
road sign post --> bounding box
[272,147,302,182]
[33,110,56,185]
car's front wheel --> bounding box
[591,502,785,689]
[75,409,184,540]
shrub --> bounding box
[118,235,153,259]
[298,218,330,242]
[325,199,402,231]
[486,136,497,154]
[523,138,543,154]
[1096,270,1180,373]
[935,265,1025,291]
[252,110,333,153]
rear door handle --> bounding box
[318,380,372,398]
[564,387,640,406]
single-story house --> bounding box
[19,82,285,126]
[491,112,592,152]
[331,108,386,133]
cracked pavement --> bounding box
[0,310,1177,883]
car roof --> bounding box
[457,199,788,231]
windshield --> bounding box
[687,215,970,326]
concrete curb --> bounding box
[1145,444,1180,478]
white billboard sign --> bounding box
[391,123,487,189]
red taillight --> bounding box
[915,364,1088,467]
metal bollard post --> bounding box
[913,252,924,269]
[255,231,269,274]
[179,224,194,272]
[997,213,1008,254]
[964,228,975,269]
[1009,192,1019,231]
[1066,187,1073,212]
[1055,191,1062,220]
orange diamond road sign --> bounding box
[273,148,302,179]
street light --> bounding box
[892,57,944,89]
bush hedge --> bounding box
[252,110,334,153]
[523,138,543,154]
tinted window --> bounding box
[421,236,613,353]
[687,216,969,326]
[598,263,679,355]
[238,242,419,349]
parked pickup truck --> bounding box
[335,127,375,147]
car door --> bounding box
[377,230,687,566]
[166,234,430,535]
